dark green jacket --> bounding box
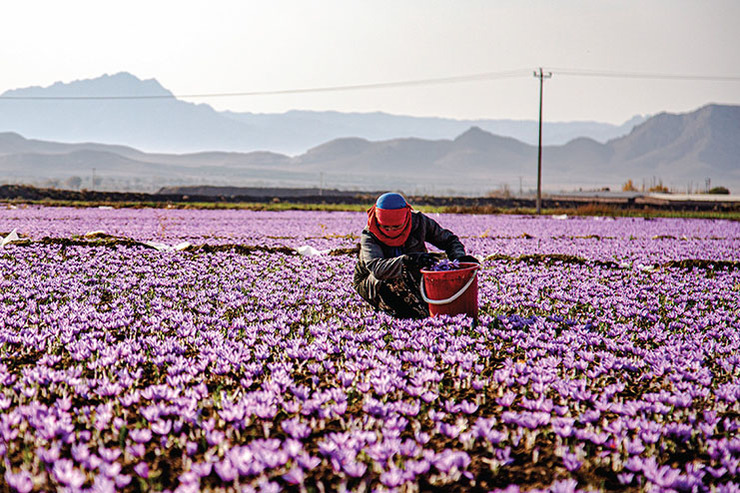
[353,211,466,300]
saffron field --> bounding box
[1,206,739,493]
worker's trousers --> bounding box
[355,266,429,319]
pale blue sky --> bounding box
[2,0,738,123]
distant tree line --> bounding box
[622,177,729,194]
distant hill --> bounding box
[289,105,739,193]
[0,73,264,153]
[0,104,737,195]
[222,109,646,155]
[0,72,645,154]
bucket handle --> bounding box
[420,266,479,305]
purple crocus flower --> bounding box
[550,478,578,493]
[36,445,61,464]
[625,456,644,472]
[440,422,461,439]
[617,472,634,485]
[704,466,727,479]
[282,417,312,439]
[296,454,322,470]
[98,446,121,462]
[405,459,431,476]
[496,391,517,407]
[91,475,115,493]
[258,480,281,493]
[191,462,212,478]
[127,443,145,459]
[52,459,87,488]
[623,437,645,455]
[644,462,681,489]
[551,417,575,438]
[134,462,150,478]
[185,441,199,456]
[214,459,238,482]
[129,427,152,444]
[579,409,601,424]
[100,461,122,478]
[282,467,305,485]
[495,447,514,466]
[4,470,33,493]
[151,419,173,435]
[433,449,471,473]
[460,400,479,414]
[343,461,367,478]
[380,468,406,487]
[415,431,431,445]
[115,474,132,488]
[562,452,582,472]
[206,429,225,446]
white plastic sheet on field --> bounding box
[296,245,330,257]
[144,241,192,252]
[1,229,20,248]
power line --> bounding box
[0,69,532,101]
[1,68,737,101]
[548,67,740,82]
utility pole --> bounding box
[534,67,552,214]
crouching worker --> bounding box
[353,192,479,319]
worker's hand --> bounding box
[403,252,436,270]
[455,254,481,265]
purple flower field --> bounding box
[1,206,739,493]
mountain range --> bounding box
[0,73,737,195]
[0,72,644,155]
[1,104,738,195]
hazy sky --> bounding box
[2,0,738,124]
